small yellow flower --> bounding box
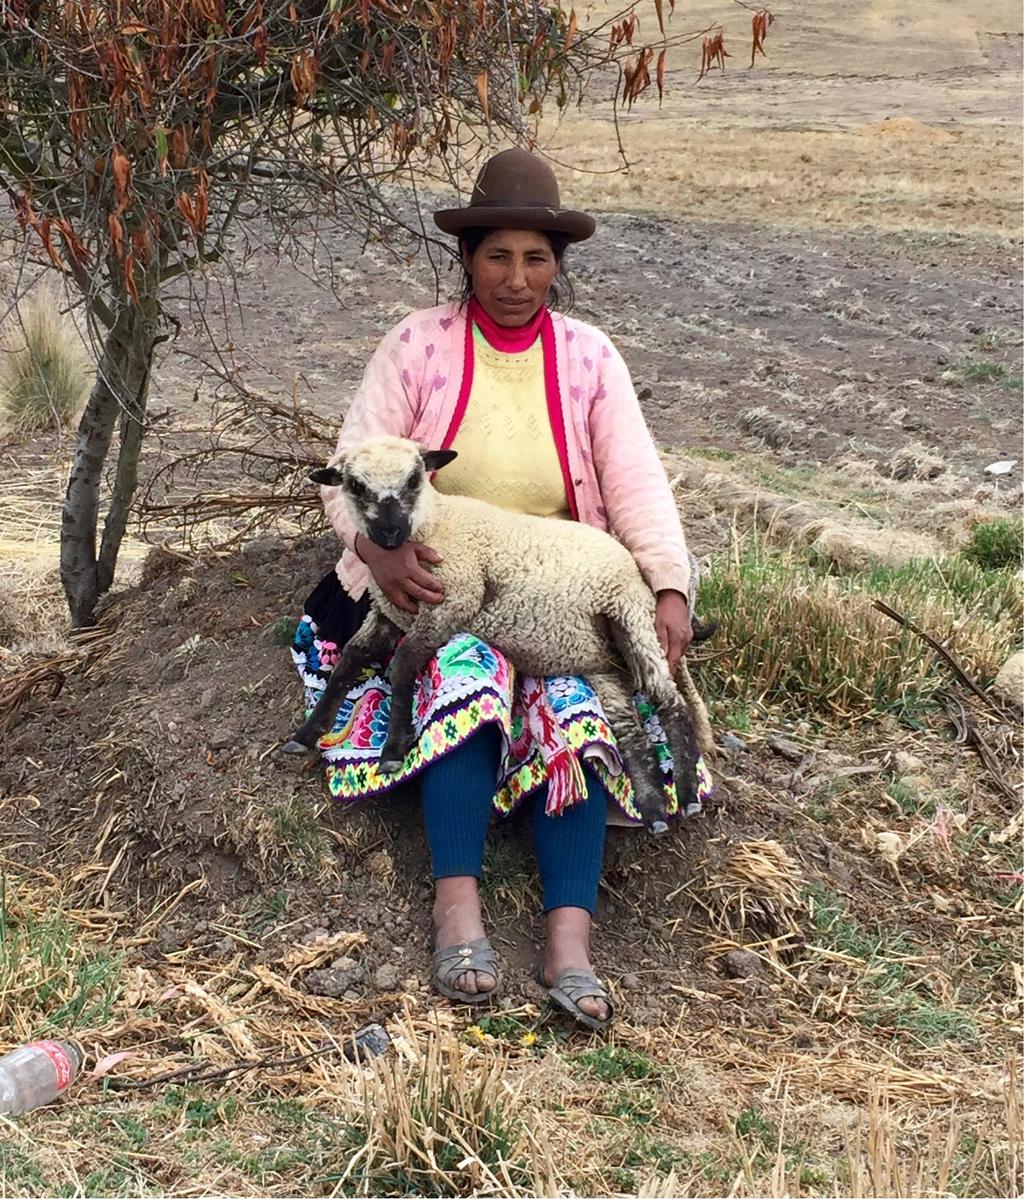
[465,1024,486,1043]
[519,1031,538,1048]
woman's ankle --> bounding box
[433,876,485,943]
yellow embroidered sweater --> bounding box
[434,328,570,519]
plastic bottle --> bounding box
[0,1040,81,1116]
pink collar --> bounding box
[468,296,547,352]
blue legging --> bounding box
[420,725,607,914]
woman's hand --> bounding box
[655,589,692,673]
[356,535,445,614]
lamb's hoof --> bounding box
[378,755,405,775]
[648,819,669,836]
[281,739,311,755]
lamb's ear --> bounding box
[421,449,458,474]
[309,466,345,487]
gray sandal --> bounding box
[432,937,500,1005]
[536,966,614,1032]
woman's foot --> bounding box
[433,876,497,997]
[541,906,610,1024]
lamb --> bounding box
[284,435,710,833]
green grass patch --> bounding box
[0,874,122,1036]
[945,355,1023,391]
[962,518,1023,572]
[479,836,536,913]
[805,885,977,1045]
[246,890,290,933]
[0,1144,44,1191]
[270,615,300,647]
[607,1087,658,1126]
[575,1044,660,1082]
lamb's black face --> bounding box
[310,444,458,550]
[347,468,421,549]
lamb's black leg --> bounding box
[588,671,669,835]
[377,633,443,774]
[605,616,700,818]
[645,682,700,814]
[283,609,400,754]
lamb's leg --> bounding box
[588,671,670,835]
[283,608,400,754]
[606,615,701,816]
[377,631,449,774]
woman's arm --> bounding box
[588,336,692,594]
[588,336,693,664]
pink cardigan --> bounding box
[322,303,691,599]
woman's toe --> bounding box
[473,970,497,994]
[577,994,609,1022]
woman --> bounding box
[291,148,712,1031]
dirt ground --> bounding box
[0,0,1021,1194]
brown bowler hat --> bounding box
[433,148,596,242]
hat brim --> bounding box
[433,205,595,242]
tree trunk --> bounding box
[60,299,157,629]
[96,353,152,596]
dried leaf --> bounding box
[875,830,905,869]
[111,149,132,215]
[475,69,490,123]
[750,9,774,68]
[653,0,664,38]
[38,216,63,271]
[564,6,576,49]
[91,1051,136,1079]
[657,48,666,101]
[124,252,140,304]
[108,213,125,260]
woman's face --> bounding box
[462,229,560,327]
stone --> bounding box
[721,949,762,979]
[720,732,747,752]
[992,651,1024,706]
[374,964,400,990]
[894,750,925,775]
[621,973,642,991]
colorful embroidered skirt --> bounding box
[290,572,713,823]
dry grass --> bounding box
[0,291,89,435]
[693,531,1022,721]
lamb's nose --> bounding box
[379,527,403,546]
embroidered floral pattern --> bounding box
[291,617,713,823]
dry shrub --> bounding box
[697,838,806,940]
[225,793,340,883]
[738,406,808,448]
[841,1074,1021,1199]
[806,521,937,571]
[339,1032,533,1196]
[888,443,946,482]
[0,292,89,434]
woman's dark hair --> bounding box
[457,226,576,312]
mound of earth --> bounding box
[3,528,938,1033]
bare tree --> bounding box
[0,0,736,627]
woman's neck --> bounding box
[469,296,547,352]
